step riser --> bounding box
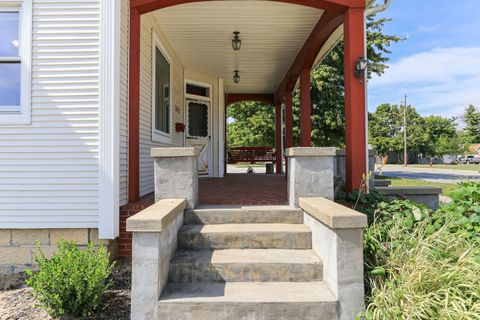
[169,262,323,282]
[156,302,338,320]
[177,232,312,250]
[185,211,303,225]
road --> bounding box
[379,165,480,183]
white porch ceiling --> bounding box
[151,1,324,94]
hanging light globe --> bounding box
[232,31,241,51]
[233,70,240,83]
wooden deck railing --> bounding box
[227,147,276,164]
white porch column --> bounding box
[151,148,199,208]
[287,147,336,206]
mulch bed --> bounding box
[0,258,131,320]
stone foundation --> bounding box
[0,228,117,289]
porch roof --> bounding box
[149,1,344,95]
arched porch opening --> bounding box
[127,0,368,202]
[225,96,277,174]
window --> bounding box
[188,101,208,137]
[186,83,210,98]
[152,36,171,142]
[0,1,31,125]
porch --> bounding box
[125,0,369,206]
[124,0,370,318]
[199,174,288,205]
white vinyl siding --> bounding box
[138,14,184,197]
[119,0,129,206]
[0,0,100,228]
[118,9,186,202]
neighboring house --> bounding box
[468,144,480,155]
[442,154,456,164]
[0,0,369,271]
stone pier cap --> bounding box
[126,199,186,233]
[286,147,336,157]
[151,147,199,158]
[299,197,367,229]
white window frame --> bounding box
[0,0,32,125]
[151,33,172,144]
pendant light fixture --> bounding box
[232,31,241,51]
[233,70,240,83]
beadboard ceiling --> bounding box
[151,1,331,94]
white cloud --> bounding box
[368,47,480,121]
[403,26,438,39]
[371,47,480,86]
[417,26,437,33]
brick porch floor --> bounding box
[199,174,287,205]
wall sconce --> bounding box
[233,70,240,83]
[232,31,241,51]
[354,56,368,78]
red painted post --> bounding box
[275,103,283,174]
[299,68,311,147]
[285,91,294,149]
[128,7,141,202]
[344,7,367,192]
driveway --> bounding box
[378,165,480,184]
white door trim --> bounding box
[184,79,213,177]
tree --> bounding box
[463,104,480,143]
[368,103,403,156]
[369,104,428,159]
[290,7,403,147]
[227,101,275,148]
[423,116,462,157]
[369,107,466,161]
[227,2,402,148]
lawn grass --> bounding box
[377,175,456,195]
[401,164,480,171]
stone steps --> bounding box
[184,205,303,225]
[158,205,339,319]
[168,249,322,282]
[177,223,312,250]
[157,281,338,320]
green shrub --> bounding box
[432,181,480,243]
[339,188,385,223]
[362,182,480,319]
[26,241,114,317]
[362,222,480,319]
[363,199,432,295]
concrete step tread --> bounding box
[171,249,321,265]
[185,206,304,225]
[159,281,336,303]
[190,205,301,213]
[180,223,310,234]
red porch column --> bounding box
[128,7,141,202]
[299,68,311,147]
[285,91,294,149]
[275,102,283,174]
[344,7,367,192]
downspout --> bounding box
[363,0,392,191]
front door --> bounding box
[186,99,211,176]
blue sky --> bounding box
[369,0,480,124]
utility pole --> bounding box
[403,95,408,167]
